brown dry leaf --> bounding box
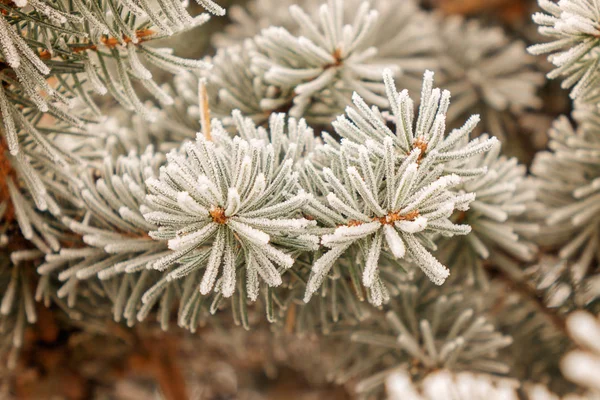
[434,0,528,23]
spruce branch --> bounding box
[529,0,600,101]
[531,105,600,306]
[329,281,512,398]
[437,137,539,290]
[143,114,319,300]
[303,70,498,305]
[0,1,596,397]
[0,0,221,163]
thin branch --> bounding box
[198,78,211,141]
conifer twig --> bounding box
[198,78,211,141]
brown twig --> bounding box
[412,137,428,164]
[70,29,156,53]
[323,48,344,70]
[285,303,297,334]
[198,78,212,141]
[345,210,421,228]
[0,137,17,224]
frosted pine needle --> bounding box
[303,70,497,305]
[531,107,600,288]
[144,113,319,299]
[330,285,512,398]
[437,137,539,289]
[529,0,600,100]
[252,0,397,120]
[331,69,498,169]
